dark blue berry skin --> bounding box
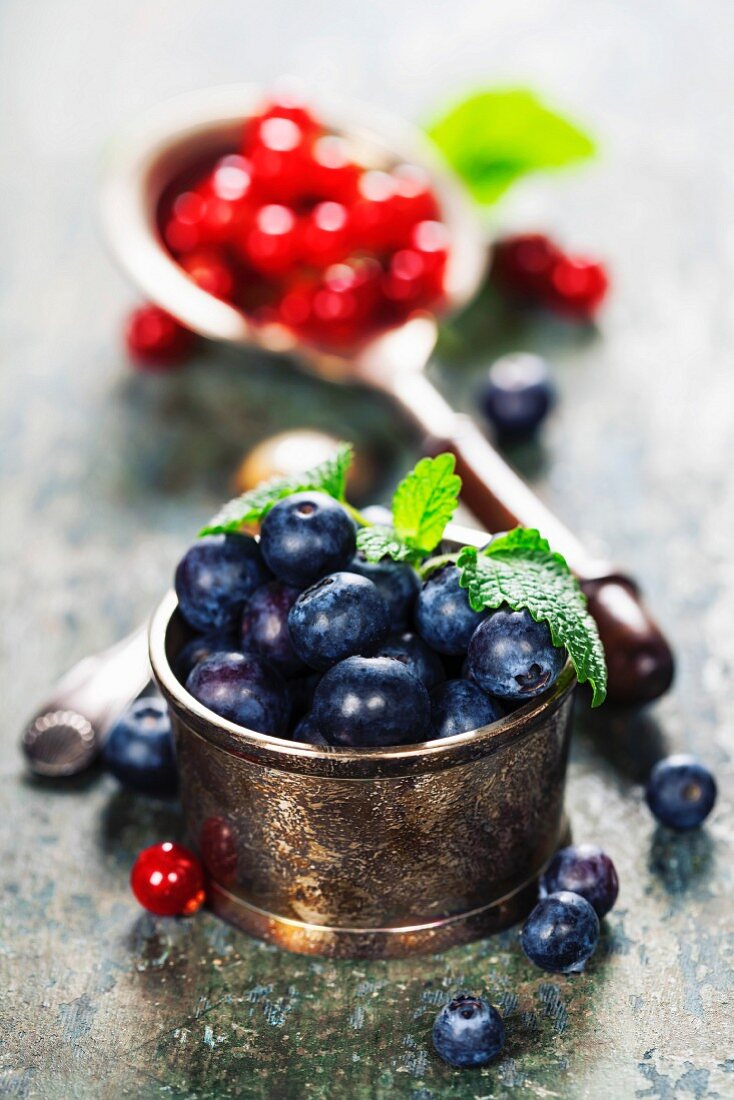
[415,565,487,656]
[174,632,234,684]
[240,580,306,677]
[521,891,600,973]
[430,679,503,739]
[103,697,177,796]
[432,994,505,1068]
[288,672,322,720]
[259,492,356,588]
[288,572,390,671]
[186,651,290,735]
[290,715,329,747]
[313,656,431,747]
[375,631,445,691]
[646,755,717,830]
[175,534,270,633]
[541,844,619,918]
[479,352,554,439]
[466,607,565,700]
[347,556,420,629]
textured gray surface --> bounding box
[0,1,733,1097]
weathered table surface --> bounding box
[1,1,733,1097]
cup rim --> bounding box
[149,543,576,779]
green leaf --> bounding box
[199,442,353,535]
[457,528,607,706]
[355,525,419,565]
[392,454,461,555]
[427,88,596,205]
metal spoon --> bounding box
[98,85,673,707]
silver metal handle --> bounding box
[21,625,152,776]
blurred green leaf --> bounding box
[427,88,596,204]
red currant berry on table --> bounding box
[545,254,609,319]
[124,305,194,369]
[492,233,562,301]
[130,841,206,917]
[242,204,300,276]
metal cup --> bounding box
[150,550,575,959]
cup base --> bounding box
[206,818,569,959]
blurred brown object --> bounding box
[233,429,376,500]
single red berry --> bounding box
[163,190,208,253]
[242,203,300,275]
[247,117,311,204]
[351,170,398,251]
[382,248,430,305]
[257,94,321,137]
[307,135,361,203]
[124,305,194,369]
[130,841,206,916]
[180,249,236,300]
[208,154,253,203]
[410,220,449,278]
[389,164,440,242]
[492,233,563,301]
[303,259,382,347]
[545,254,609,319]
[300,201,352,267]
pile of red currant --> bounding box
[125,95,450,368]
[491,232,608,320]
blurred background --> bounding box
[1,2,733,1097]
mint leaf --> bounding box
[199,442,352,535]
[392,454,461,554]
[457,528,607,706]
[427,88,596,205]
[356,525,419,565]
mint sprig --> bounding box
[200,442,353,535]
[427,88,596,205]
[457,528,607,706]
[356,454,461,564]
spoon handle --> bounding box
[388,370,674,706]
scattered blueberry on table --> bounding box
[520,890,601,973]
[432,994,505,1068]
[103,696,178,796]
[541,844,619,918]
[646,754,717,830]
[478,352,554,440]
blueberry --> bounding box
[240,580,306,676]
[103,696,177,796]
[347,556,420,629]
[520,891,600,973]
[288,572,390,671]
[645,755,717,830]
[541,844,619,918]
[430,679,503,739]
[479,352,554,439]
[375,631,445,690]
[432,994,505,1068]
[466,607,565,700]
[288,672,322,720]
[186,651,290,735]
[415,565,487,656]
[313,656,430,747]
[173,631,235,684]
[175,534,270,633]
[260,492,356,587]
[290,715,329,747]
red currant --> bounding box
[130,841,206,916]
[492,233,562,301]
[545,254,609,319]
[410,220,449,278]
[307,136,361,203]
[124,305,194,369]
[382,249,430,306]
[163,191,207,253]
[208,154,253,203]
[242,204,300,276]
[288,259,381,348]
[300,201,352,267]
[257,95,321,137]
[390,164,440,240]
[179,249,235,300]
[247,117,311,204]
[351,171,398,251]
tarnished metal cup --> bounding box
[150,545,576,959]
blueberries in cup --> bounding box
[432,994,505,1068]
[346,555,420,629]
[240,580,306,676]
[103,696,177,796]
[541,844,619,918]
[430,679,503,739]
[174,631,234,684]
[313,656,430,747]
[186,651,290,735]
[466,607,565,700]
[260,491,356,587]
[288,572,390,671]
[175,533,270,633]
[646,755,717,830]
[375,631,445,690]
[415,565,487,655]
